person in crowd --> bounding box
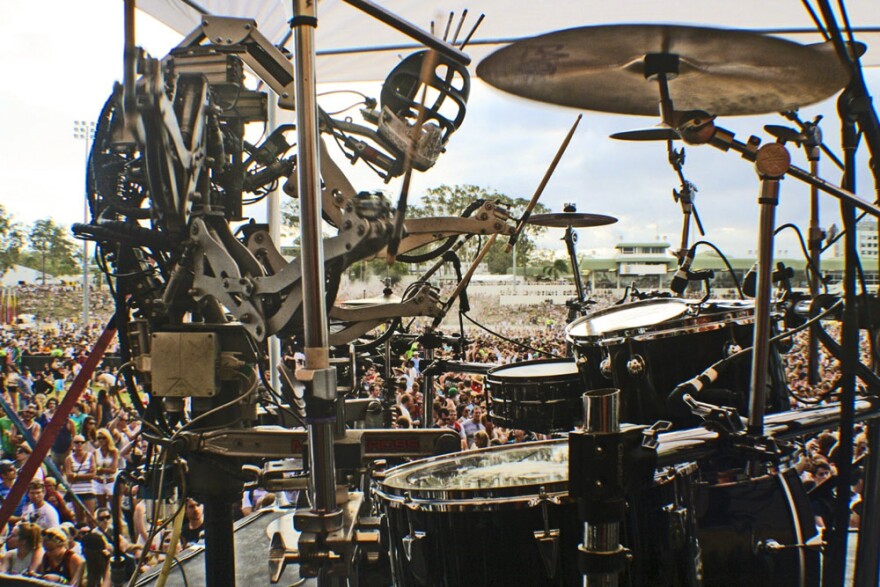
[459,405,486,450]
[21,479,60,530]
[81,417,98,452]
[0,521,44,575]
[180,498,205,547]
[0,459,27,526]
[43,476,75,524]
[64,435,97,524]
[93,429,119,509]
[38,526,84,585]
[79,530,111,587]
[14,403,42,444]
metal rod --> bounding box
[855,419,880,586]
[203,499,235,587]
[716,131,880,219]
[292,0,339,522]
[342,0,470,65]
[581,389,621,587]
[422,347,434,429]
[747,152,783,436]
[823,93,860,587]
[808,152,822,384]
[564,226,586,306]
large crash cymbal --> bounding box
[526,212,618,228]
[477,25,850,116]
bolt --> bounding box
[255,234,264,243]
[241,313,252,323]
[223,279,230,289]
[188,288,201,297]
[594,480,603,489]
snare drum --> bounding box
[566,298,787,426]
[375,440,700,587]
[486,359,583,433]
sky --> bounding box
[1,0,879,264]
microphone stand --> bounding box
[746,143,790,438]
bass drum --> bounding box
[375,440,700,587]
[566,298,788,426]
[486,359,584,433]
[698,468,821,586]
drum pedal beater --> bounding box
[569,388,659,586]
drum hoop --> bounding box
[597,311,755,345]
[487,358,580,384]
[566,300,756,344]
[378,439,569,497]
[373,488,571,512]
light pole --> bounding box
[73,120,95,328]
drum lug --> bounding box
[402,530,427,562]
[627,354,646,378]
[402,492,428,569]
[600,356,613,379]
[530,487,562,579]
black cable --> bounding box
[774,223,829,295]
[835,0,857,46]
[461,312,563,359]
[801,0,831,40]
[690,240,744,299]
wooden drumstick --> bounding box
[506,114,583,253]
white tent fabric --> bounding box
[137,0,880,82]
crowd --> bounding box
[0,283,873,584]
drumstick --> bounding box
[432,233,497,329]
[506,114,583,253]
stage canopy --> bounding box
[137,0,880,83]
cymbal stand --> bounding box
[561,205,588,320]
[745,144,791,437]
[780,112,827,385]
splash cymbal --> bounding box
[477,25,850,116]
[526,213,618,228]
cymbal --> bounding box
[610,128,681,141]
[337,293,402,307]
[526,213,618,228]
[477,25,850,116]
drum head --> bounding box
[566,299,688,341]
[380,440,568,501]
[488,359,578,380]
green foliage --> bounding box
[0,205,24,276]
[408,184,549,272]
[542,258,570,280]
[22,218,79,282]
[366,258,409,285]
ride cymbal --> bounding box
[477,25,850,116]
[526,213,618,228]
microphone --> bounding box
[742,263,758,298]
[670,246,696,295]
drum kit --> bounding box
[372,20,880,587]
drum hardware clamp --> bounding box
[401,494,427,564]
[529,487,564,579]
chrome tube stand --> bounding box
[805,131,823,385]
[289,2,344,583]
[746,143,789,436]
[574,388,623,587]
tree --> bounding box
[543,258,570,280]
[24,219,79,283]
[0,205,24,277]
[408,184,549,270]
